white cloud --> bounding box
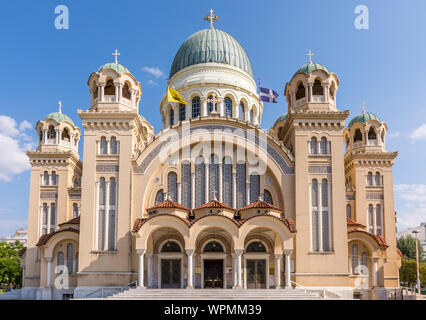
[141,66,165,79]
[410,124,426,141]
[147,79,158,86]
[387,131,400,138]
[0,115,34,182]
[395,184,426,231]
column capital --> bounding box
[186,249,195,256]
[98,82,106,87]
[234,249,244,256]
[45,257,53,262]
[137,249,146,255]
[274,254,283,259]
[283,249,293,256]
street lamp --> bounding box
[412,230,421,296]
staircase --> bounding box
[98,288,324,300]
[0,289,22,300]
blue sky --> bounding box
[0,0,425,236]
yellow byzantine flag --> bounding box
[167,87,187,105]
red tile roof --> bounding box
[132,214,191,233]
[36,228,79,247]
[193,199,236,212]
[58,216,80,226]
[346,218,365,227]
[189,213,242,227]
[240,214,297,233]
[146,199,190,212]
[348,229,389,248]
[238,200,283,213]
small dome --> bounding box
[44,112,74,126]
[294,63,329,77]
[275,113,288,123]
[98,62,130,74]
[170,28,253,78]
[348,112,380,128]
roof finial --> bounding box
[307,49,314,64]
[204,9,219,29]
[58,100,62,113]
[112,49,120,64]
[362,102,366,114]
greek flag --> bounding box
[259,87,278,103]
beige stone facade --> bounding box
[20,18,401,300]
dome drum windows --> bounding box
[192,97,200,118]
[224,97,232,118]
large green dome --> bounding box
[169,28,253,78]
[348,112,380,128]
[44,112,74,126]
[275,113,288,123]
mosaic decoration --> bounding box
[167,172,178,202]
[195,161,205,207]
[96,165,119,173]
[135,125,294,175]
[181,163,191,208]
[309,166,332,174]
[264,190,273,205]
[236,163,246,208]
[249,174,260,203]
[222,162,233,206]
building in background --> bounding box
[0,228,27,246]
[397,223,426,258]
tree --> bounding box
[399,259,426,288]
[397,235,423,261]
[0,241,23,290]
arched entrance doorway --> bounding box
[245,241,268,289]
[159,240,183,288]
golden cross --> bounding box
[204,9,219,29]
[307,50,315,64]
[112,49,120,64]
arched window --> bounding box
[246,241,266,253]
[42,203,48,235]
[311,179,319,252]
[236,163,246,208]
[313,79,323,96]
[354,129,363,143]
[43,171,49,186]
[368,127,377,140]
[50,203,56,233]
[310,137,318,154]
[100,137,108,154]
[110,137,118,154]
[47,126,56,140]
[179,104,186,121]
[249,109,254,124]
[62,128,70,142]
[51,171,57,185]
[73,203,79,218]
[368,204,374,234]
[264,190,273,205]
[239,102,245,121]
[104,79,115,96]
[154,189,164,205]
[74,252,79,273]
[195,157,205,207]
[169,109,174,126]
[167,172,178,202]
[346,204,351,219]
[207,95,216,113]
[222,157,233,207]
[122,82,131,100]
[225,97,232,117]
[351,244,359,274]
[181,162,191,209]
[375,172,381,186]
[204,241,224,253]
[209,154,219,201]
[367,172,373,186]
[296,82,305,100]
[249,174,260,203]
[67,244,73,274]
[321,179,330,252]
[192,97,200,118]
[98,178,106,250]
[109,178,116,206]
[360,253,367,273]
[376,204,382,236]
[161,241,181,253]
[57,252,64,267]
[320,137,328,154]
[39,130,43,142]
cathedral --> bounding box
[20,11,401,300]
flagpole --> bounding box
[258,77,262,123]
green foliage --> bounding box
[0,241,24,290]
[397,235,423,261]
[399,259,426,288]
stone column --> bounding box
[235,249,243,289]
[275,254,282,289]
[308,83,313,102]
[191,173,195,209]
[117,83,123,104]
[232,172,237,208]
[137,249,146,288]
[234,101,240,120]
[205,164,209,202]
[99,83,105,102]
[186,249,194,289]
[201,99,208,117]
[147,253,153,288]
[323,82,329,102]
[46,258,52,288]
[246,182,250,205]
[373,258,379,287]
[284,249,292,289]
[232,254,237,289]
[131,88,137,108]
[115,83,119,102]
[177,182,182,204]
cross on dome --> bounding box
[58,100,62,113]
[362,102,366,114]
[204,9,219,29]
[112,49,120,64]
[307,50,314,64]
